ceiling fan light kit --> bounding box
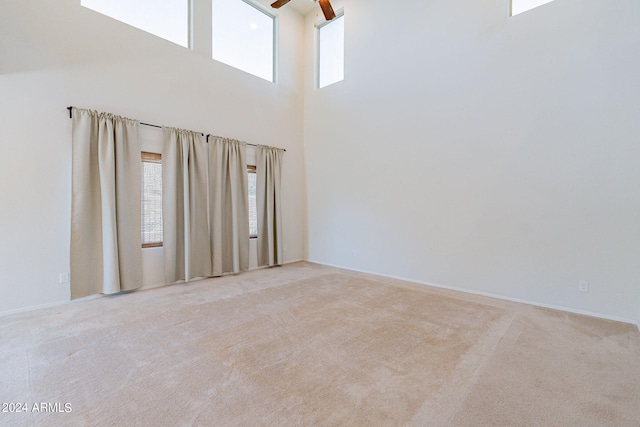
[271,0,337,21]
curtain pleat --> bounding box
[209,137,249,276]
[256,145,284,267]
[71,108,281,293]
[163,128,211,283]
[70,108,141,299]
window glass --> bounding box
[212,0,275,81]
[248,166,258,238]
[81,0,189,47]
[141,153,163,247]
[512,0,556,16]
[318,15,344,88]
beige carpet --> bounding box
[1,262,639,426]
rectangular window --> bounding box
[81,0,189,47]
[212,0,275,82]
[511,0,556,16]
[318,14,344,89]
[248,166,257,238]
[141,152,163,248]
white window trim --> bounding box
[191,0,211,54]
[314,8,345,90]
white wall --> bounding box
[3,0,639,322]
[304,0,640,322]
[0,0,306,313]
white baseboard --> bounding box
[0,300,68,317]
[307,259,638,326]
[0,294,103,318]
[5,259,635,330]
[0,260,302,317]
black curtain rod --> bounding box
[67,107,285,151]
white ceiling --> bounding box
[286,0,318,16]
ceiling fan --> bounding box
[271,0,337,21]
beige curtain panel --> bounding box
[256,145,284,267]
[162,128,211,283]
[209,137,250,276]
[70,108,142,299]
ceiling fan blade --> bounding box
[270,0,291,8]
[318,0,337,21]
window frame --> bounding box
[80,0,280,83]
[141,151,163,249]
[211,0,278,82]
[247,165,258,239]
[316,9,345,89]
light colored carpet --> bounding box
[1,262,639,426]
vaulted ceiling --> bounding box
[279,0,318,15]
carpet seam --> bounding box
[431,311,518,427]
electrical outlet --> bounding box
[59,272,69,284]
[578,280,589,292]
